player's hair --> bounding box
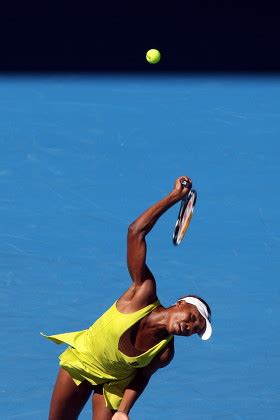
[178,294,212,317]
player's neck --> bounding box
[142,306,170,338]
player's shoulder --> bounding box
[153,337,175,369]
[117,280,158,312]
[160,337,175,365]
[140,338,175,378]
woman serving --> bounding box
[43,176,212,420]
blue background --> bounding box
[0,75,279,419]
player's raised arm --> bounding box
[127,176,192,286]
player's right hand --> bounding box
[173,176,192,199]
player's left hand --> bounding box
[112,411,129,420]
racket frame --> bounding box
[172,189,197,246]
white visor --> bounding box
[179,296,212,341]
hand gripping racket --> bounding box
[172,180,197,246]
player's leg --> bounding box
[49,367,93,420]
[92,385,115,420]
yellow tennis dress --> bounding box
[41,300,173,410]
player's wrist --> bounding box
[116,404,130,414]
[169,190,182,203]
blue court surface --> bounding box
[1,75,279,419]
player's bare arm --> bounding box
[112,339,175,419]
[117,176,192,312]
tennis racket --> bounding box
[173,182,197,246]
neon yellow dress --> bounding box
[41,300,173,410]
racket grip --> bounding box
[181,179,192,189]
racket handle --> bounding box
[181,179,192,188]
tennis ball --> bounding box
[146,49,161,64]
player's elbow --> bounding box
[128,222,144,238]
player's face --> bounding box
[167,301,206,337]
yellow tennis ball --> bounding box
[146,49,161,64]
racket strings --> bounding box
[173,190,197,245]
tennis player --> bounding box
[43,176,212,420]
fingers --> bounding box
[179,176,192,187]
[174,176,192,192]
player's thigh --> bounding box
[49,367,93,420]
[92,385,115,420]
